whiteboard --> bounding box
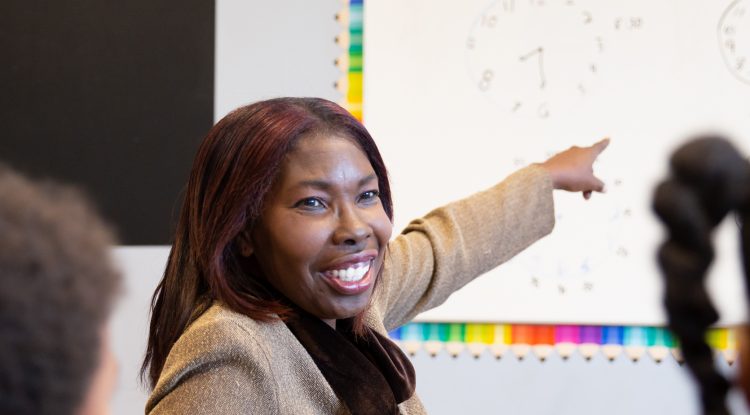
[363,0,750,325]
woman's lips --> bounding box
[322,260,374,295]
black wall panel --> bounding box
[1,0,214,244]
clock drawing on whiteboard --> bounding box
[465,0,608,118]
[719,0,750,85]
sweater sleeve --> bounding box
[374,164,555,331]
[145,316,280,415]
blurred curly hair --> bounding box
[0,165,121,415]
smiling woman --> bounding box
[142,97,608,415]
[243,135,393,326]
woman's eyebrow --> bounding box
[358,174,377,186]
[295,174,377,190]
[296,180,331,190]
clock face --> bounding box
[719,0,750,85]
[465,0,605,118]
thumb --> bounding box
[582,178,605,200]
[591,176,606,193]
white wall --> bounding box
[110,247,169,415]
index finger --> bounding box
[591,137,610,156]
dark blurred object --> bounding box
[0,0,214,244]
[653,136,750,415]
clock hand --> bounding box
[518,47,542,61]
[519,47,546,89]
[538,48,547,89]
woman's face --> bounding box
[248,134,392,326]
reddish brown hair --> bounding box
[142,98,392,387]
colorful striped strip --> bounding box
[337,0,364,121]
[388,323,738,364]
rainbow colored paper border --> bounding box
[337,0,363,121]
[337,1,736,364]
[388,322,737,363]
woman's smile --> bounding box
[320,250,378,295]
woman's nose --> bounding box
[333,206,371,246]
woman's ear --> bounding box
[236,230,254,257]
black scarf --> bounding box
[284,305,416,415]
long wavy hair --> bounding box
[141,98,393,388]
[653,136,750,415]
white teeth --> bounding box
[326,261,370,282]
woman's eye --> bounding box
[295,197,325,210]
[359,190,380,204]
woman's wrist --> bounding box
[533,162,561,190]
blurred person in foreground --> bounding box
[0,165,121,415]
[654,136,750,415]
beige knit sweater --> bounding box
[146,165,555,414]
